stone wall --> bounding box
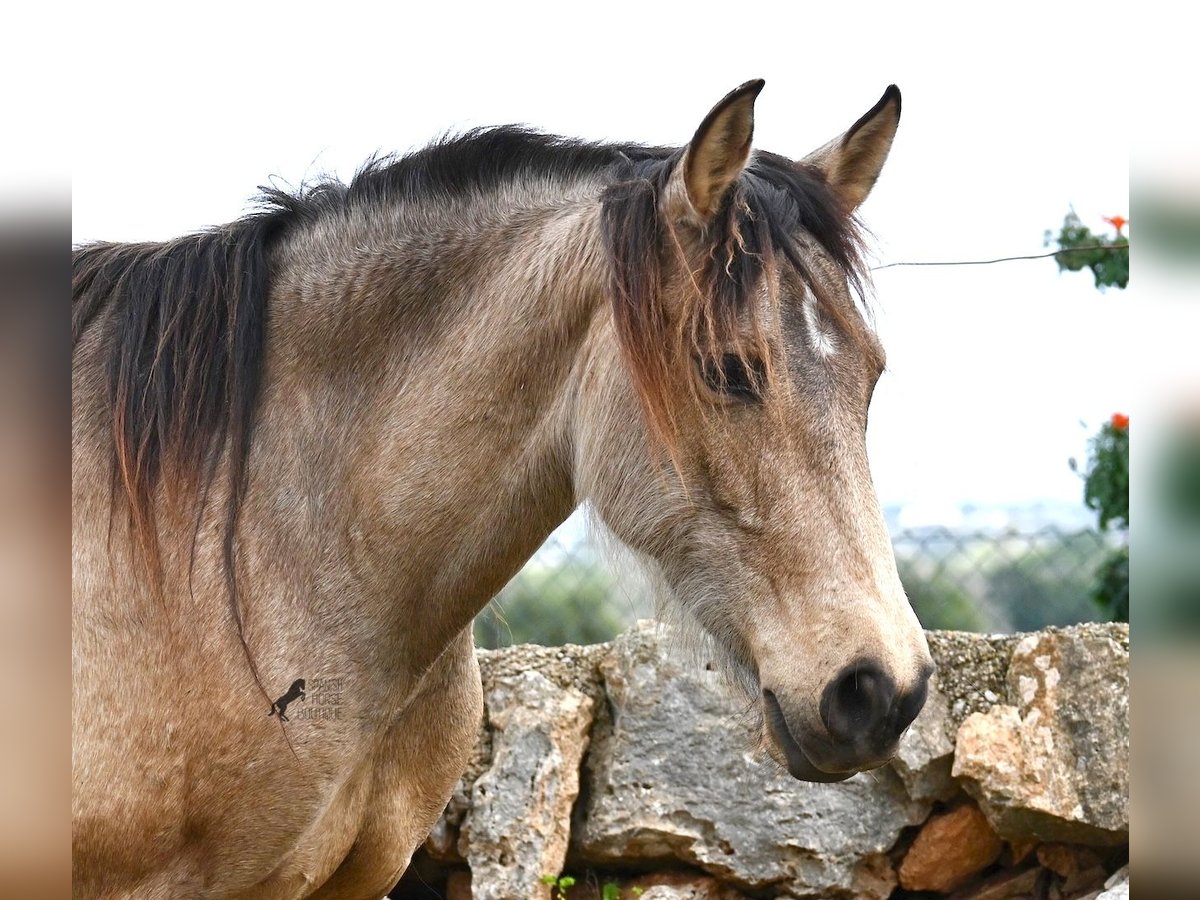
[393,622,1129,900]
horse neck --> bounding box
[245,189,611,672]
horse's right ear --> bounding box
[668,79,765,223]
[802,85,901,213]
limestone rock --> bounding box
[952,625,1129,846]
[890,678,958,803]
[925,630,1019,727]
[625,872,751,899]
[460,669,594,900]
[410,622,1128,900]
[573,623,928,899]
[898,802,1003,892]
[423,643,606,864]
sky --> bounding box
[63,2,1130,515]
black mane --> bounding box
[252,127,858,272]
[260,127,675,222]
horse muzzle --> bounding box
[761,657,932,782]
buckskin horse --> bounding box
[72,81,934,898]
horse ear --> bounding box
[673,79,765,222]
[803,85,901,212]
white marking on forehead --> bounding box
[802,293,838,358]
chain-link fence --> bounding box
[893,525,1116,633]
[474,514,1120,648]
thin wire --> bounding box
[870,243,1127,271]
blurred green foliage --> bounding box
[984,541,1107,631]
[1094,545,1130,624]
[1045,210,1128,289]
[1133,192,1200,265]
[1143,426,1200,633]
[1075,416,1129,622]
[897,557,988,631]
[474,558,637,649]
[1083,417,1130,531]
[1159,428,1200,526]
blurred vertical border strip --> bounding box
[0,199,72,897]
[1131,38,1200,892]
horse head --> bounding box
[578,82,933,781]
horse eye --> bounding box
[701,354,766,401]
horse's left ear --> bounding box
[672,79,766,222]
[803,85,901,212]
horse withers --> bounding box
[72,81,932,898]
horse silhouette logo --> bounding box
[269,678,306,722]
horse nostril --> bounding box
[819,660,896,745]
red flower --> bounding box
[1111,412,1129,430]
[1103,215,1128,235]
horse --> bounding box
[71,80,933,899]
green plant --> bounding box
[540,873,577,898]
[1074,413,1130,621]
[599,885,641,899]
[1045,210,1129,289]
[1083,414,1130,531]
